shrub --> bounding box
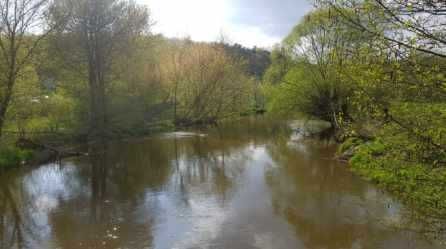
[0,146,34,169]
[350,140,446,218]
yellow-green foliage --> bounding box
[159,41,254,122]
[337,137,363,155]
[1,36,259,142]
[263,9,354,124]
[350,140,446,218]
[264,2,446,232]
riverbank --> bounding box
[288,119,446,240]
[0,137,85,171]
[0,119,178,170]
[0,117,255,170]
[338,137,446,240]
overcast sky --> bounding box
[137,0,312,48]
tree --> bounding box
[50,0,150,138]
[0,0,53,138]
[314,0,446,160]
[160,41,253,126]
[264,9,357,126]
[317,0,446,58]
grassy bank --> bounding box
[339,138,446,222]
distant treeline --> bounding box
[222,43,271,79]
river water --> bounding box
[0,118,442,249]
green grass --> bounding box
[348,140,446,218]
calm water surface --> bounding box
[0,119,442,249]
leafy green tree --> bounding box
[264,9,358,126]
[0,0,53,138]
[50,0,150,138]
[160,41,254,126]
[315,0,446,163]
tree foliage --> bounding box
[49,0,150,138]
[0,0,53,138]
[160,41,254,126]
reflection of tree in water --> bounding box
[0,173,44,249]
[0,180,25,249]
[168,117,291,205]
[90,142,108,222]
[265,139,438,249]
[0,118,305,249]
[48,140,172,249]
[38,133,256,249]
[171,134,245,205]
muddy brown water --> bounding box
[0,118,443,249]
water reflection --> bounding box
[0,162,83,249]
[265,138,434,249]
[0,118,443,249]
[0,177,26,249]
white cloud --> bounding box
[137,0,284,48]
[221,24,281,48]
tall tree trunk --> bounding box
[0,74,17,139]
[88,62,107,139]
[0,37,18,139]
[0,103,9,138]
[87,27,107,139]
[174,82,178,126]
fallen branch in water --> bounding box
[16,138,85,165]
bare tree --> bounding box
[0,0,52,138]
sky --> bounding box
[137,0,312,48]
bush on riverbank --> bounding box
[346,139,446,219]
[0,146,34,170]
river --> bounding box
[0,118,442,249]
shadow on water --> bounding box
[0,117,444,249]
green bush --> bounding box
[338,137,363,155]
[350,140,446,218]
[0,146,34,169]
